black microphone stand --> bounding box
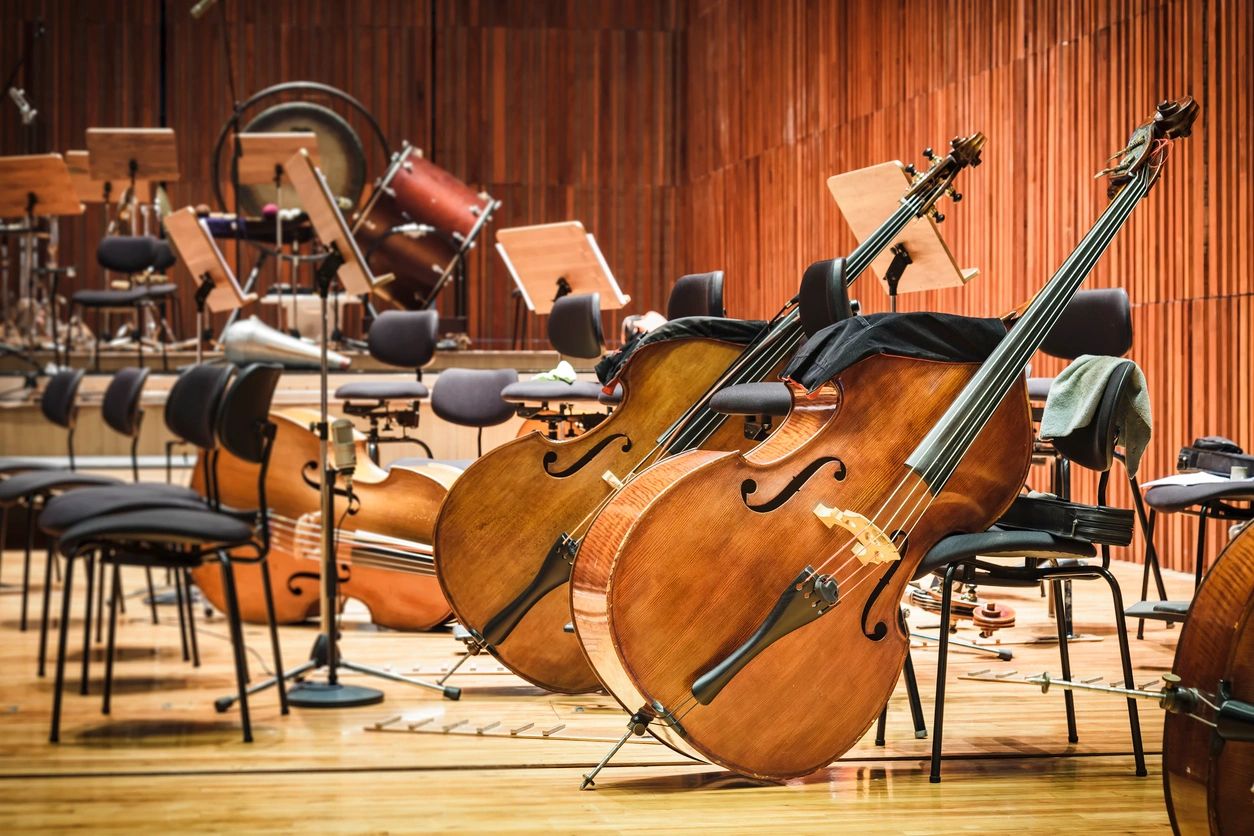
[215,243,458,712]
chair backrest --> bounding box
[101,367,150,437]
[152,239,177,272]
[215,364,283,464]
[97,235,161,274]
[667,271,725,319]
[547,293,603,358]
[1048,359,1136,473]
[165,363,236,449]
[367,309,439,370]
[798,258,854,338]
[431,368,519,428]
[1040,288,1132,360]
[40,368,85,428]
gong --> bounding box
[237,102,366,216]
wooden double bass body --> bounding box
[192,409,457,631]
[434,336,760,694]
[571,355,1033,777]
[1163,525,1254,835]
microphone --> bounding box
[330,418,357,482]
[190,0,219,19]
[8,88,36,126]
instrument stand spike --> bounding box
[580,710,651,790]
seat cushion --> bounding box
[335,380,429,401]
[391,456,472,472]
[59,508,255,556]
[72,287,150,307]
[501,380,605,405]
[709,382,792,417]
[913,527,1096,581]
[0,470,122,505]
[142,282,178,298]
[1144,478,1254,513]
[40,483,205,536]
[1026,376,1054,400]
[0,458,57,477]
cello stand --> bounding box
[216,246,457,713]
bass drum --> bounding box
[239,101,367,216]
[354,196,456,310]
[353,144,494,310]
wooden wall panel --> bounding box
[679,0,1253,573]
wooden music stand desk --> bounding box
[237,132,320,185]
[86,128,180,183]
[164,207,256,314]
[66,149,150,204]
[495,221,631,316]
[284,148,386,296]
[0,154,85,218]
[828,162,976,304]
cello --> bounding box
[191,409,458,631]
[434,134,984,693]
[570,98,1198,780]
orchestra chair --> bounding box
[501,293,608,437]
[36,364,237,678]
[335,309,439,464]
[391,368,519,469]
[0,369,145,633]
[49,364,287,744]
[1127,474,1254,636]
[600,270,729,407]
[64,235,179,371]
[918,359,1146,783]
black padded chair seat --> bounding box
[599,384,624,405]
[59,508,255,556]
[1143,478,1254,513]
[501,380,605,405]
[391,456,473,472]
[40,483,205,536]
[142,283,178,298]
[709,382,792,417]
[335,380,430,401]
[71,287,151,307]
[0,458,57,477]
[1027,376,1054,400]
[913,527,1096,581]
[1124,599,1190,624]
[0,471,121,504]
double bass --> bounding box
[570,98,1198,779]
[192,409,458,631]
[433,135,983,693]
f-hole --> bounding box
[740,457,846,513]
[542,433,633,478]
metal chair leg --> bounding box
[1194,505,1210,590]
[37,542,55,677]
[903,649,926,739]
[102,564,121,715]
[174,568,190,663]
[49,555,75,743]
[874,703,888,746]
[929,563,959,783]
[93,556,106,643]
[80,553,95,695]
[258,557,289,714]
[1052,580,1079,743]
[1096,566,1147,776]
[219,553,253,742]
[20,500,35,631]
[183,569,200,668]
[144,567,159,624]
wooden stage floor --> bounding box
[0,548,1191,833]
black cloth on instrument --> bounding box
[783,312,1008,394]
[595,316,767,386]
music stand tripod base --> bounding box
[286,681,384,708]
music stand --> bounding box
[164,206,256,362]
[0,154,84,349]
[87,128,178,235]
[238,132,321,333]
[828,162,977,311]
[496,221,630,346]
[217,147,449,711]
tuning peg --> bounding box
[922,147,935,159]
[933,212,945,223]
[903,163,917,175]
[949,191,962,203]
